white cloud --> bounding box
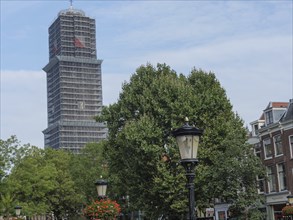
[1,70,47,147]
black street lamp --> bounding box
[172,117,203,220]
[95,178,108,200]
[15,205,22,217]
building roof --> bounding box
[264,102,289,110]
[253,100,291,126]
[58,7,85,17]
[280,99,293,122]
[259,113,265,120]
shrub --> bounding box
[83,199,121,220]
[282,205,293,216]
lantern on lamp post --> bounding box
[95,178,108,200]
[172,117,203,220]
[15,205,22,217]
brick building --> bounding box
[249,99,293,220]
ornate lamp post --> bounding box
[15,205,22,217]
[84,178,121,219]
[172,117,203,220]
[95,178,108,200]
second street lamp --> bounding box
[15,205,22,217]
[95,178,108,200]
[172,117,203,220]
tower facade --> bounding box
[43,7,107,153]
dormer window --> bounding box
[250,120,264,136]
[254,124,259,135]
[263,102,288,126]
[265,111,273,125]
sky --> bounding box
[1,0,292,148]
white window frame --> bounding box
[289,135,293,158]
[263,138,273,159]
[253,124,259,136]
[277,163,287,191]
[254,142,261,158]
[256,175,265,194]
[274,134,283,157]
[267,166,276,193]
[265,110,273,125]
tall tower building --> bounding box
[43,5,107,153]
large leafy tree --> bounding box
[97,63,264,218]
[4,147,82,218]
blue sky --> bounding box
[1,0,292,148]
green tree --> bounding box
[42,148,82,219]
[69,141,109,203]
[0,136,32,179]
[5,147,82,218]
[0,136,33,218]
[187,69,265,217]
[1,136,109,219]
[97,63,264,218]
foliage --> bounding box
[70,142,108,204]
[0,192,14,218]
[1,142,82,218]
[1,136,108,218]
[0,135,20,177]
[282,205,293,216]
[228,202,265,220]
[0,135,33,182]
[83,199,121,220]
[96,63,264,218]
[0,136,34,217]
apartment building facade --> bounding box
[249,100,293,220]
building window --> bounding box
[257,175,265,194]
[265,111,273,125]
[290,136,293,158]
[263,138,273,159]
[267,166,276,192]
[254,142,261,159]
[277,163,286,191]
[254,124,259,135]
[217,211,226,220]
[274,135,283,156]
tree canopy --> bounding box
[96,63,264,218]
[1,63,264,219]
[0,137,107,219]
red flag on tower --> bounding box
[74,36,85,48]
